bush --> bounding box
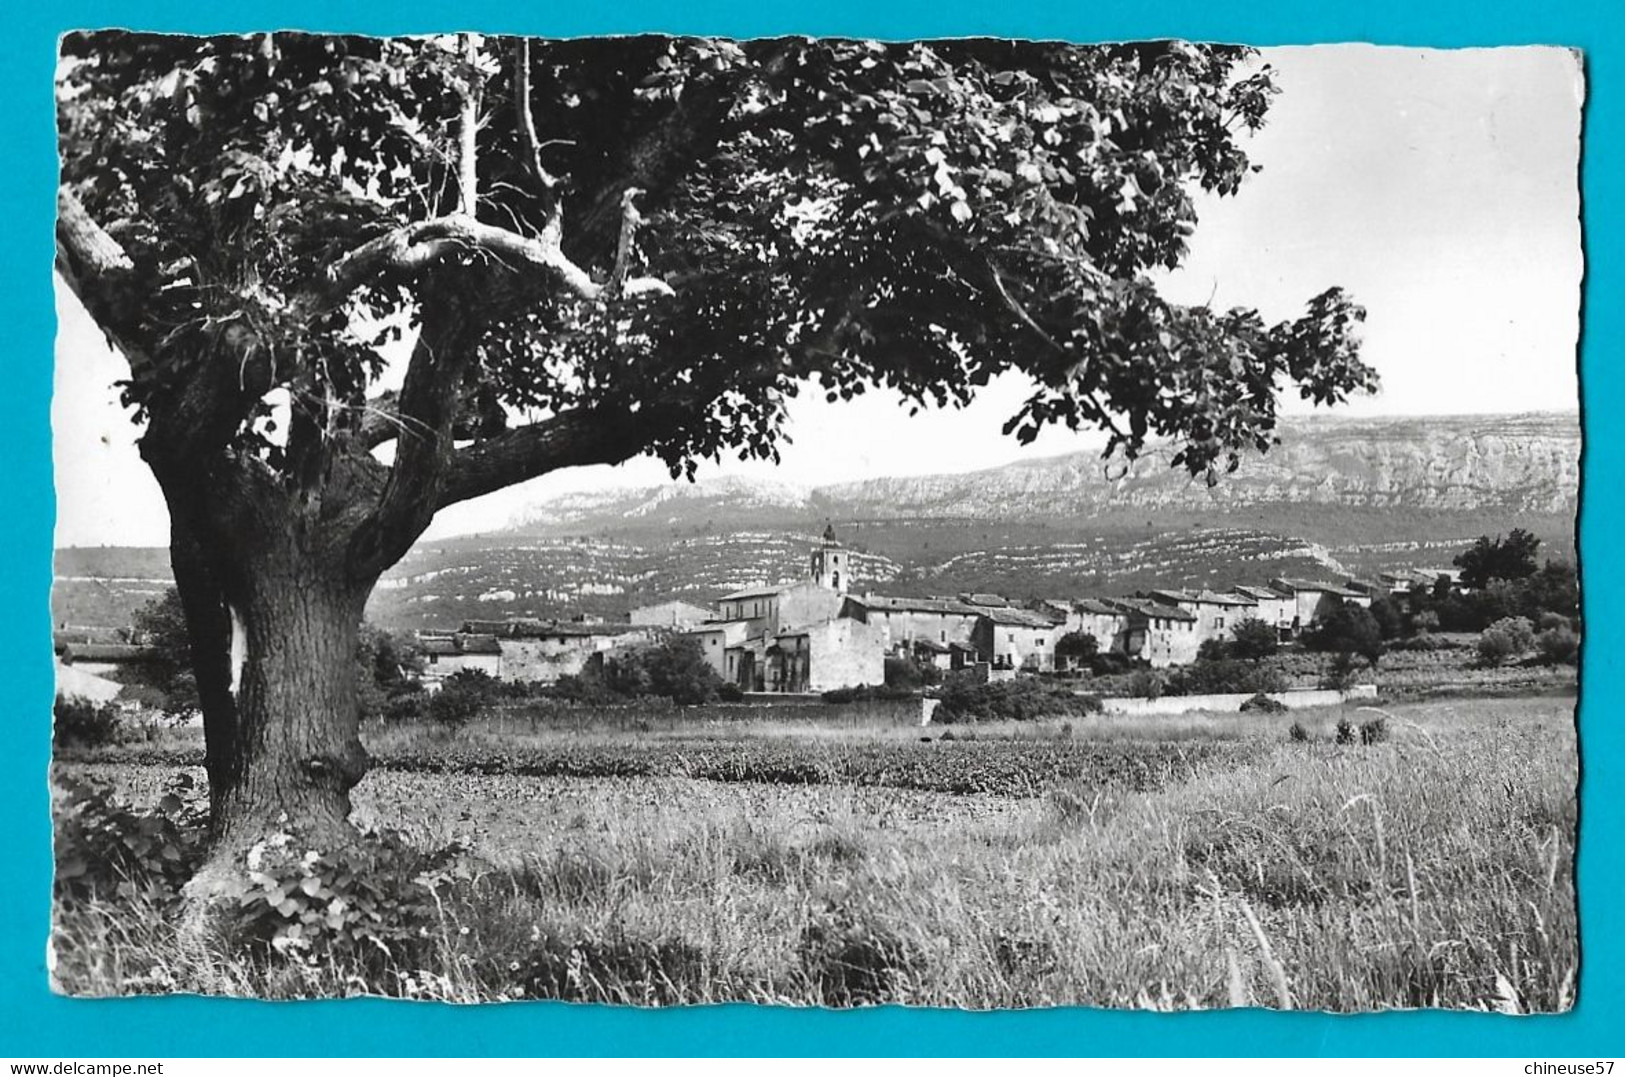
[1388,634,1452,652]
[1228,618,1280,661]
[718,683,745,702]
[1477,616,1536,666]
[1359,716,1389,745]
[53,773,207,907]
[933,673,1101,723]
[1054,630,1099,667]
[428,669,499,726]
[1287,721,1310,743]
[53,694,123,749]
[383,691,428,722]
[1241,692,1288,715]
[1334,717,1356,745]
[1309,605,1384,665]
[821,683,917,704]
[1321,651,1360,691]
[209,826,478,973]
[1195,638,1230,663]
[1537,611,1572,633]
[1087,652,1133,676]
[884,655,933,691]
[606,637,723,705]
[1164,659,1288,697]
[1536,625,1580,666]
[1126,669,1163,700]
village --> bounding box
[369,526,1463,696]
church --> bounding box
[688,526,884,693]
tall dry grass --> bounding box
[52,697,1576,1009]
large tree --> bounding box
[55,33,1375,861]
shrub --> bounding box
[53,773,207,907]
[717,682,745,702]
[884,655,930,691]
[383,691,428,722]
[1228,617,1280,661]
[1287,721,1310,743]
[208,826,478,973]
[428,669,498,725]
[605,637,723,705]
[1536,625,1580,666]
[53,694,123,749]
[1054,630,1099,667]
[1087,652,1133,676]
[1334,717,1356,745]
[1164,659,1288,697]
[1321,651,1360,691]
[1126,669,1164,700]
[1389,634,1451,652]
[821,683,918,704]
[1309,605,1384,665]
[932,673,1100,723]
[1241,692,1288,715]
[1537,611,1572,633]
[1196,638,1230,663]
[1477,616,1536,666]
[1359,716,1389,745]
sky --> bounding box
[52,43,1585,548]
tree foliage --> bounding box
[1308,604,1383,666]
[54,32,1377,840]
[1055,629,1100,661]
[1453,529,1542,590]
[1227,616,1279,660]
[57,33,1375,514]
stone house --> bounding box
[1269,578,1371,635]
[972,607,1061,672]
[461,619,653,684]
[1103,598,1200,668]
[684,618,751,678]
[1232,585,1297,639]
[417,633,503,687]
[57,642,158,679]
[1146,589,1260,645]
[765,618,885,693]
[628,599,716,629]
[840,593,982,654]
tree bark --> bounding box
[209,535,371,851]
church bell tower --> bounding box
[810,523,848,594]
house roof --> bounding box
[61,642,157,663]
[686,618,753,633]
[1232,585,1287,600]
[717,584,786,602]
[1104,597,1197,622]
[912,639,952,654]
[1147,588,1198,604]
[959,592,1011,608]
[460,619,643,640]
[1193,590,1258,607]
[851,594,979,616]
[1072,598,1124,616]
[418,633,502,656]
[978,607,1057,629]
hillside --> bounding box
[53,411,1580,631]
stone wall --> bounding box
[1098,685,1379,716]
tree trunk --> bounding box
[212,543,372,851]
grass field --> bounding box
[51,694,1577,1010]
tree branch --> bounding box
[435,405,656,510]
[512,38,561,201]
[458,33,481,219]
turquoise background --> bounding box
[1,0,1615,1057]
